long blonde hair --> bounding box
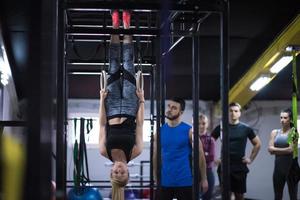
[110,173,128,200]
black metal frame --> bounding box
[56,0,68,200]
[220,1,230,199]
[21,0,59,199]
[58,1,230,200]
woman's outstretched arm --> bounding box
[99,89,108,158]
[131,88,144,159]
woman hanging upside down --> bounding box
[98,10,144,200]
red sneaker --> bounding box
[111,10,120,29]
[122,10,131,29]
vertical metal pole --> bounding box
[140,161,144,190]
[220,1,230,199]
[292,50,298,129]
[161,1,170,125]
[56,0,67,199]
[155,35,162,196]
[192,35,200,200]
[150,62,155,199]
[25,0,56,199]
[160,54,166,126]
[25,0,43,197]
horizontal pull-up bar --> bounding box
[66,27,204,37]
[0,121,27,127]
[67,59,154,66]
[67,27,159,37]
[65,1,223,13]
[68,66,154,75]
[67,38,152,43]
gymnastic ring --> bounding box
[136,70,143,90]
[100,70,107,90]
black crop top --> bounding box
[106,117,136,163]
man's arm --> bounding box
[211,125,220,140]
[243,135,261,164]
[189,129,208,192]
[153,133,158,183]
[199,139,208,193]
[211,125,221,166]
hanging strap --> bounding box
[86,118,93,134]
[73,118,80,188]
[288,50,299,158]
[73,140,80,188]
[123,69,136,85]
[107,70,121,86]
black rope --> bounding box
[78,118,94,185]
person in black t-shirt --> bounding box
[211,102,261,200]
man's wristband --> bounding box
[139,100,145,104]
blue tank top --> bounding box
[160,122,192,187]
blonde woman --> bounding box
[99,10,144,200]
[198,114,215,200]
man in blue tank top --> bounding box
[212,102,261,200]
[153,97,208,200]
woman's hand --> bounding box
[214,158,221,166]
[136,88,144,102]
[100,89,108,100]
[268,146,275,154]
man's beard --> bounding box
[166,112,180,121]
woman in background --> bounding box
[268,108,299,200]
[199,114,215,200]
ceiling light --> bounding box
[1,72,8,86]
[269,56,293,73]
[285,46,293,52]
[250,76,271,91]
[0,42,12,86]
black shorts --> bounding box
[158,186,192,200]
[217,163,249,194]
[230,170,247,193]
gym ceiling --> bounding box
[1,0,299,103]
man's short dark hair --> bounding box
[229,102,242,111]
[171,97,186,111]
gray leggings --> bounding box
[273,156,298,200]
[105,43,138,118]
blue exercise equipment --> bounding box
[68,187,102,200]
[124,189,137,200]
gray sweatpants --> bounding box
[105,43,138,118]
